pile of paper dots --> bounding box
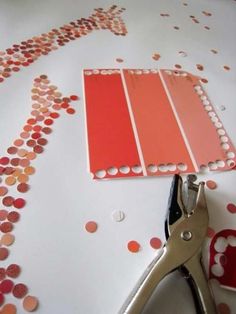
[0,5,127,84]
[0,74,79,312]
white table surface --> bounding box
[0,0,236,313]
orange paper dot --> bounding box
[5,176,16,186]
[152,53,161,61]
[127,240,140,253]
[85,221,98,233]
[206,180,217,190]
[23,295,39,312]
[1,303,17,314]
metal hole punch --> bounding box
[119,174,217,314]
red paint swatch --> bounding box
[84,70,142,179]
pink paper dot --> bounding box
[226,203,236,213]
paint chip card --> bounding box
[83,69,236,179]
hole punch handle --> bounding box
[183,254,217,314]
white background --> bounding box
[0,0,236,313]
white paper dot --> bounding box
[112,210,125,222]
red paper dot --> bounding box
[13,198,26,209]
[70,95,79,101]
[127,240,140,253]
[50,112,60,119]
[150,237,162,249]
[27,118,36,125]
[31,132,41,139]
[44,118,53,125]
[66,108,75,114]
[61,102,69,109]
[0,268,6,281]
[33,125,42,132]
[0,157,10,165]
[6,264,21,278]
[0,279,14,293]
[226,203,236,213]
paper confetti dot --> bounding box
[23,295,39,312]
[0,210,8,221]
[0,268,6,281]
[226,203,236,213]
[217,303,231,314]
[196,64,204,71]
[2,196,14,207]
[17,182,29,193]
[1,303,17,314]
[85,221,98,233]
[127,240,140,253]
[152,53,161,61]
[13,198,26,209]
[116,58,124,63]
[0,222,13,233]
[6,264,21,278]
[0,234,15,246]
[206,180,217,190]
[12,283,28,298]
[150,237,162,249]
[7,211,20,223]
[111,210,125,222]
[0,248,9,260]
[0,279,14,293]
[223,66,230,71]
[0,186,8,196]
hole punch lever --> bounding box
[119,174,217,314]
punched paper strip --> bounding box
[83,69,236,179]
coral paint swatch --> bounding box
[83,69,236,179]
[0,75,78,312]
